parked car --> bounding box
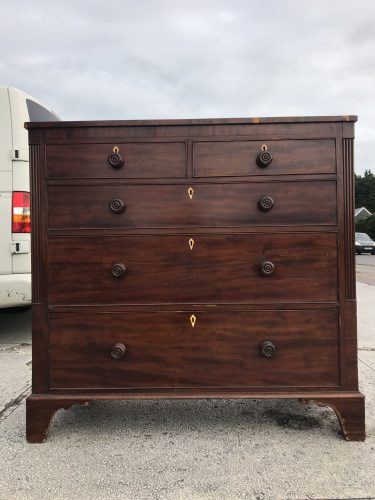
[0,87,59,308]
[355,232,375,255]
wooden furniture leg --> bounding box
[26,396,89,443]
[300,393,365,441]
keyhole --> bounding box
[261,144,268,152]
[188,238,194,250]
[113,145,120,153]
[188,187,194,200]
[190,314,197,328]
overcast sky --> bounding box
[1,0,374,173]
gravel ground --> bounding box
[0,280,374,500]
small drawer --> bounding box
[47,180,337,229]
[45,142,187,178]
[49,310,339,389]
[47,233,338,305]
[193,139,336,177]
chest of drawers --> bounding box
[25,116,365,442]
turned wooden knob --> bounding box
[260,261,275,276]
[260,341,276,358]
[258,196,274,212]
[111,263,127,278]
[108,152,124,169]
[110,343,126,360]
[109,199,126,214]
[257,150,273,168]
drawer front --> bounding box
[49,310,339,389]
[48,181,337,229]
[46,142,187,178]
[193,139,336,177]
[47,233,338,305]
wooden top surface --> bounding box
[25,115,358,129]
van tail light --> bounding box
[12,192,31,233]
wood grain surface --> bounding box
[47,233,338,305]
[49,309,339,389]
[193,139,336,177]
[47,180,337,229]
[26,116,365,442]
[46,141,187,179]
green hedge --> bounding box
[355,170,375,212]
[355,215,375,240]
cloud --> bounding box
[0,0,374,172]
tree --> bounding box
[355,170,375,212]
[355,215,375,240]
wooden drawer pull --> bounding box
[108,151,124,169]
[258,196,274,212]
[260,261,275,276]
[109,199,126,214]
[260,341,276,358]
[256,149,273,168]
[110,343,126,360]
[111,263,127,278]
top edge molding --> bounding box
[25,115,358,129]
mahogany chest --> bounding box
[25,116,365,442]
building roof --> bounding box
[355,207,372,216]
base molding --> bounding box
[26,391,366,443]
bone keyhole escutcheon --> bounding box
[190,314,197,328]
[188,238,194,250]
[188,187,194,200]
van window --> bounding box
[26,99,60,122]
[356,233,372,242]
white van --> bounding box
[0,87,60,308]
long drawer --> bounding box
[49,310,340,389]
[47,233,338,305]
[193,139,336,177]
[46,142,187,179]
[47,180,337,229]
